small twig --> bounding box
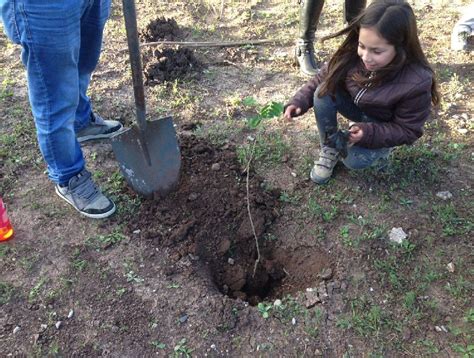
[139,39,277,48]
[219,0,225,18]
[246,140,261,278]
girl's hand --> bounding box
[283,105,302,121]
[349,125,363,144]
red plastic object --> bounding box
[0,197,14,242]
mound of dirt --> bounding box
[143,48,203,84]
[139,17,183,42]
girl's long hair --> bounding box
[318,0,439,105]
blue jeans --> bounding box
[313,87,392,170]
[1,0,111,184]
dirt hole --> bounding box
[126,131,331,305]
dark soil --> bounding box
[143,48,204,84]
[126,132,331,305]
[139,17,183,43]
[140,18,204,84]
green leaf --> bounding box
[259,101,284,119]
[247,116,262,129]
[242,96,258,107]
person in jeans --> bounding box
[285,0,440,184]
[1,0,122,218]
[296,0,367,76]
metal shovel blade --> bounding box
[110,116,181,197]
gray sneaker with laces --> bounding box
[310,146,340,184]
[55,169,116,219]
[76,113,123,143]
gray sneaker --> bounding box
[55,169,116,219]
[310,146,340,184]
[76,113,123,143]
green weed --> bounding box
[173,338,193,358]
[0,282,15,305]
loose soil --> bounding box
[0,1,472,357]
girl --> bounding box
[284,0,440,184]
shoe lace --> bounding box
[71,173,101,204]
[318,147,339,167]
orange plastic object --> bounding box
[0,197,14,242]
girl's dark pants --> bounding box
[313,87,392,170]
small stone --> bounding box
[227,258,235,265]
[273,299,282,307]
[436,191,453,200]
[446,262,455,273]
[290,172,297,177]
[179,314,188,324]
[458,128,468,135]
[441,325,448,333]
[304,289,321,308]
[318,268,333,280]
[291,317,296,325]
[402,328,412,341]
[211,163,221,171]
[40,324,47,332]
[132,229,141,234]
[389,227,407,244]
[55,321,62,330]
[13,326,20,334]
[435,326,442,332]
[67,309,74,319]
[188,193,199,201]
[317,282,328,301]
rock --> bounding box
[318,268,333,280]
[446,262,455,273]
[211,163,221,171]
[67,309,74,319]
[13,326,20,334]
[39,324,47,332]
[273,299,282,307]
[55,321,62,330]
[389,227,407,244]
[227,258,235,265]
[317,282,328,301]
[402,328,412,341]
[179,314,188,324]
[218,239,231,254]
[291,317,296,325]
[436,191,453,200]
[304,288,321,308]
[188,193,199,201]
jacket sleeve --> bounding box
[285,64,329,115]
[356,77,433,149]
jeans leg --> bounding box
[342,146,392,170]
[313,87,363,145]
[5,0,88,184]
[75,0,111,130]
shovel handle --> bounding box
[122,0,147,133]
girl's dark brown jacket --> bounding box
[287,62,434,149]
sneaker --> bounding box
[76,113,123,143]
[55,169,116,219]
[310,146,340,184]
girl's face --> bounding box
[357,27,396,71]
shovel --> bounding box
[111,0,181,197]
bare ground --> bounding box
[0,0,473,357]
